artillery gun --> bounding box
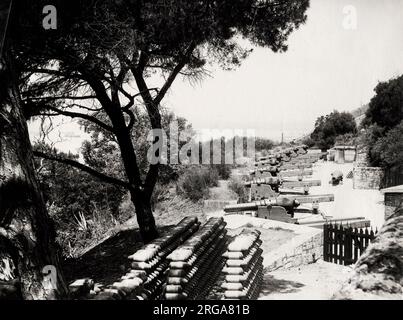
[294,145,308,155]
[279,162,313,171]
[255,145,310,167]
[249,166,280,178]
[250,165,313,180]
[244,177,321,197]
[278,168,313,179]
[224,197,300,220]
[224,193,335,222]
[254,157,279,167]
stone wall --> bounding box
[222,215,324,273]
[355,144,370,167]
[264,231,323,272]
[353,167,383,190]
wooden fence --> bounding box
[323,224,376,265]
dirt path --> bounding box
[209,179,238,200]
[259,260,352,300]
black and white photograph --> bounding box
[0,0,402,308]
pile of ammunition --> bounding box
[221,229,263,300]
[164,217,228,300]
[93,217,200,300]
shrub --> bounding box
[371,120,403,168]
[335,133,358,146]
[228,176,248,203]
[255,137,275,152]
[49,203,120,258]
[211,164,232,180]
[176,166,219,201]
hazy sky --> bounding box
[29,0,403,152]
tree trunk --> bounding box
[0,55,68,299]
[130,189,159,243]
[104,100,159,243]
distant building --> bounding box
[332,146,357,164]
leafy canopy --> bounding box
[362,75,403,131]
[310,111,357,150]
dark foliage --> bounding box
[362,75,403,131]
[34,144,125,221]
[310,111,357,150]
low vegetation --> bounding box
[228,175,248,203]
[176,166,220,202]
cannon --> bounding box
[224,198,300,218]
[330,170,343,185]
[257,154,275,162]
[244,177,321,196]
[279,162,313,171]
[256,146,310,166]
[249,166,280,178]
[254,157,279,167]
[251,166,313,179]
[224,193,334,221]
[295,145,308,155]
[278,168,313,180]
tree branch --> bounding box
[43,106,114,132]
[154,43,196,105]
[24,68,84,79]
[33,151,130,189]
[25,95,97,101]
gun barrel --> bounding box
[278,194,334,203]
[279,169,313,177]
[224,199,275,213]
[250,166,279,175]
[282,180,321,188]
[244,177,281,187]
[279,163,313,170]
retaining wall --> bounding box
[353,167,383,190]
[264,231,323,272]
[222,216,324,273]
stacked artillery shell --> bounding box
[164,217,228,300]
[221,229,263,300]
[105,217,200,300]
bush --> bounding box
[211,164,232,180]
[335,133,358,146]
[361,124,386,166]
[370,120,403,168]
[176,166,219,201]
[49,203,121,258]
[255,137,275,152]
[228,176,248,203]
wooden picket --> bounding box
[323,223,376,265]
